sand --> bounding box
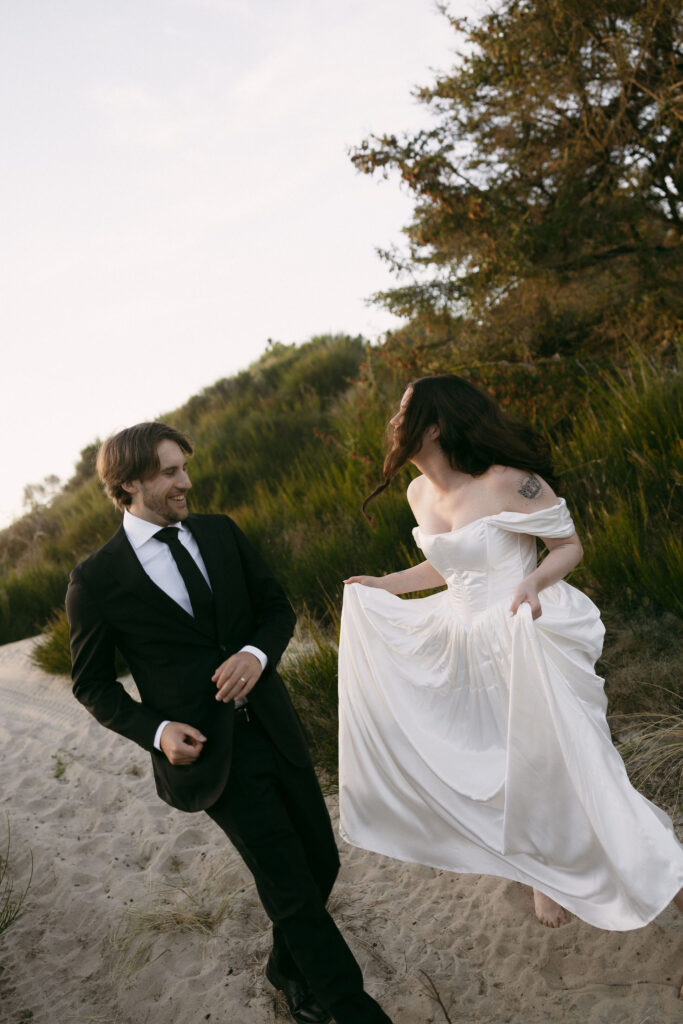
[0,635,681,1024]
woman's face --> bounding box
[389,387,413,436]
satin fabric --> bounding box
[338,500,683,930]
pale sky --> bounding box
[1,0,483,527]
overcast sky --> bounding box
[0,0,483,527]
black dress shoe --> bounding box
[265,960,331,1024]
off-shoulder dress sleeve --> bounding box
[491,497,576,538]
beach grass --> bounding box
[0,817,33,936]
[612,710,683,815]
[31,608,72,675]
[555,349,682,617]
[280,616,340,775]
[109,859,242,980]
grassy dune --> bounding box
[2,333,681,809]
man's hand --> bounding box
[212,651,263,703]
[159,721,207,765]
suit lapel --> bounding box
[103,525,214,637]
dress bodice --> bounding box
[413,499,576,622]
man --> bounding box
[66,422,393,1024]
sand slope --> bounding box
[0,637,681,1024]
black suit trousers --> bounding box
[205,711,392,1024]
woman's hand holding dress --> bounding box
[343,575,387,589]
[509,533,583,620]
[509,581,542,619]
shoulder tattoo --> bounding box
[518,474,542,500]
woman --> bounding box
[339,374,683,932]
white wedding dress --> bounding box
[338,499,683,930]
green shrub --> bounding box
[280,618,340,775]
[0,335,366,644]
[0,561,70,646]
[555,351,682,616]
[31,608,72,675]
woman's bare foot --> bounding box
[533,889,567,927]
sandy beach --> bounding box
[0,636,681,1024]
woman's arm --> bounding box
[510,533,583,619]
[490,467,583,619]
[344,559,446,595]
[345,475,446,594]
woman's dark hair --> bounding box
[97,421,194,510]
[363,374,557,517]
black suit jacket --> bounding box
[66,513,309,812]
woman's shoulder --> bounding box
[406,474,427,497]
[487,465,559,513]
[406,474,429,516]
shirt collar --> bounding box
[123,509,190,550]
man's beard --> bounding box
[141,487,188,524]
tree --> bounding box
[352,0,682,356]
[22,474,61,511]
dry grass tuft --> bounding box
[417,969,454,1023]
[0,817,32,936]
[109,862,236,979]
[614,712,682,818]
[600,606,682,716]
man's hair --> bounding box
[97,422,194,510]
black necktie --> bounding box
[154,527,214,622]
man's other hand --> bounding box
[212,651,262,703]
[159,721,207,765]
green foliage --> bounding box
[351,0,683,356]
[172,334,365,513]
[555,351,682,615]
[0,334,365,646]
[280,618,341,775]
[50,747,82,781]
[0,475,119,645]
[13,333,682,708]
[361,339,604,434]
[231,445,420,620]
[0,560,71,646]
[31,609,73,675]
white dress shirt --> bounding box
[122,510,267,750]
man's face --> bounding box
[125,440,192,526]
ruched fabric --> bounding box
[338,501,683,930]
